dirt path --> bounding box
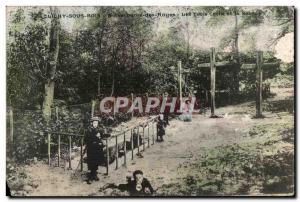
[26,113,255,196]
[25,88,294,196]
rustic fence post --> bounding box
[91,100,95,117]
[178,61,182,106]
[142,125,145,151]
[106,139,109,175]
[205,90,208,109]
[47,133,51,166]
[152,121,155,145]
[115,136,118,169]
[80,137,83,171]
[210,47,216,117]
[9,107,14,157]
[58,134,61,167]
[56,107,60,167]
[68,136,72,169]
[131,93,134,118]
[123,132,127,167]
[256,51,263,118]
[55,106,59,120]
[131,129,134,160]
[113,97,116,118]
[147,123,150,148]
[137,126,140,154]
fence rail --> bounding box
[44,116,158,175]
[103,116,158,174]
[44,131,84,171]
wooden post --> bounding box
[152,122,155,145]
[210,48,216,117]
[91,100,95,117]
[147,123,150,148]
[205,90,208,108]
[115,136,118,169]
[131,129,134,160]
[113,97,116,118]
[123,132,127,167]
[137,126,140,154]
[55,106,59,120]
[178,61,182,106]
[58,134,61,167]
[80,137,83,171]
[68,136,72,169]
[106,139,109,175]
[9,107,13,156]
[156,120,159,140]
[56,107,60,167]
[256,51,263,118]
[131,93,134,118]
[48,133,51,166]
[145,93,148,115]
[142,126,145,151]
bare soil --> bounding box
[8,87,294,196]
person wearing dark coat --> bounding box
[157,114,166,141]
[163,112,170,126]
[85,116,105,184]
[101,170,154,196]
[128,170,154,196]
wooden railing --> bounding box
[103,116,158,174]
[45,131,84,171]
[45,116,158,174]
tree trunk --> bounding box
[97,72,101,96]
[97,11,107,97]
[234,13,240,64]
[233,12,240,94]
[110,66,115,96]
[42,7,60,121]
[43,80,55,120]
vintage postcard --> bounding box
[6,6,295,197]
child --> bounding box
[102,170,154,196]
[157,114,166,142]
[85,116,105,184]
[129,170,154,196]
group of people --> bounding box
[83,110,173,195]
[84,116,165,194]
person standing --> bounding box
[157,114,166,142]
[85,116,105,184]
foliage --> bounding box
[7,8,49,108]
[159,122,294,196]
[6,6,294,163]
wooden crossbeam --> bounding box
[181,69,191,74]
[175,50,277,119]
[197,61,231,68]
[241,62,278,70]
[241,64,256,70]
[262,62,279,68]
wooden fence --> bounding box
[45,116,158,175]
[182,49,278,117]
[103,116,158,174]
[45,131,85,171]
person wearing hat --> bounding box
[157,114,166,142]
[85,116,105,184]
